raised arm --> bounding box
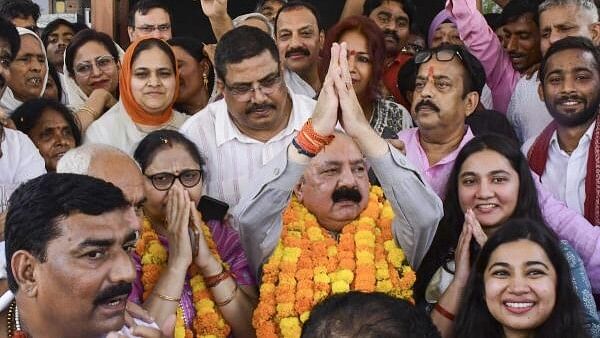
[200,0,234,41]
[446,0,520,113]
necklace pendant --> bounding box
[12,330,27,338]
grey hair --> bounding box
[539,0,599,21]
[232,12,274,38]
[56,143,131,174]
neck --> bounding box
[360,97,374,122]
[297,66,321,93]
[178,89,209,114]
[419,125,467,165]
[231,93,292,143]
[555,118,596,154]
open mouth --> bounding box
[504,301,535,314]
[27,77,42,87]
[474,203,500,212]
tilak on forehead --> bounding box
[427,65,434,78]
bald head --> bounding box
[57,144,145,229]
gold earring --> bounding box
[203,72,208,89]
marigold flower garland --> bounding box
[253,186,416,338]
[135,217,231,338]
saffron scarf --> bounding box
[119,38,179,126]
[527,116,600,225]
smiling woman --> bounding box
[84,38,188,155]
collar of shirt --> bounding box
[413,126,475,168]
[214,93,304,146]
[549,121,596,157]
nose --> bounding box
[150,30,162,39]
[561,75,577,94]
[90,62,102,77]
[507,274,530,295]
[250,85,268,104]
[476,180,493,199]
[109,247,137,284]
[548,31,563,46]
[347,55,357,73]
[338,165,358,188]
[147,72,161,87]
[53,132,71,148]
[30,58,43,72]
[504,35,518,52]
[125,206,141,231]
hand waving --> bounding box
[200,0,228,18]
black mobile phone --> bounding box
[197,195,229,222]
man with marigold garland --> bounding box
[233,42,443,337]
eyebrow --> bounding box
[460,169,510,177]
[229,70,279,87]
[488,260,550,271]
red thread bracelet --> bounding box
[434,303,455,321]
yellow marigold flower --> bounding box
[276,303,295,318]
[197,299,216,315]
[371,185,384,197]
[358,217,376,227]
[313,272,330,284]
[383,240,396,251]
[355,230,375,241]
[300,311,311,323]
[331,280,350,293]
[381,205,394,219]
[336,269,354,283]
[376,268,390,280]
[375,280,393,293]
[307,226,324,241]
[327,246,338,257]
[356,251,375,263]
[260,283,276,294]
[279,317,301,338]
[387,248,405,267]
[314,290,328,303]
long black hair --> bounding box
[454,218,589,338]
[415,134,545,303]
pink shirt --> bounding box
[447,0,521,113]
[399,126,600,292]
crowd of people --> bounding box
[0,0,599,337]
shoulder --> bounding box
[180,100,222,134]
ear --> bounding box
[216,79,224,93]
[463,91,479,117]
[319,30,325,49]
[293,177,305,202]
[11,250,40,297]
[127,27,135,43]
[537,82,545,102]
[590,22,600,46]
[199,58,211,75]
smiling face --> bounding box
[541,48,600,127]
[46,24,74,70]
[275,7,323,76]
[142,144,203,221]
[458,149,520,231]
[28,108,76,172]
[32,209,138,337]
[294,134,370,233]
[130,46,177,115]
[72,41,119,97]
[484,239,557,336]
[501,13,541,72]
[8,34,47,101]
[339,30,373,99]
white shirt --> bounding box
[0,128,46,212]
[284,68,316,99]
[180,93,315,208]
[507,72,553,143]
[84,102,189,155]
[480,84,493,110]
[522,122,596,214]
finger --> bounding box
[125,301,154,323]
[161,314,177,338]
[106,333,125,338]
[386,139,406,154]
[328,43,340,78]
[166,189,175,229]
[130,326,163,338]
[338,42,353,90]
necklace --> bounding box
[7,302,27,338]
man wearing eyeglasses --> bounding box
[128,0,172,43]
[180,26,316,210]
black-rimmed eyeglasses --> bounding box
[414,49,463,65]
[145,170,202,191]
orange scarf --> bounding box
[119,38,179,126]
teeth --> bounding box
[107,299,121,306]
[477,204,497,209]
[562,100,579,106]
[505,302,533,308]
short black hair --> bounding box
[397,57,417,102]
[168,36,215,93]
[363,0,416,28]
[134,129,205,176]
[484,13,503,32]
[215,26,279,81]
[11,97,81,145]
[500,0,541,27]
[274,1,322,33]
[301,291,441,338]
[418,44,486,96]
[5,173,129,293]
[0,16,19,61]
[0,0,40,22]
[540,36,600,84]
[65,29,120,77]
[255,0,287,12]
[41,18,74,47]
[128,0,172,27]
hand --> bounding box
[454,215,474,285]
[165,184,193,270]
[311,43,341,137]
[200,0,228,18]
[90,88,117,110]
[106,311,175,338]
[0,108,15,129]
[465,209,487,247]
[189,201,216,270]
[330,42,371,138]
[524,62,540,80]
[386,139,406,155]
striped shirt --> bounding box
[180,93,315,209]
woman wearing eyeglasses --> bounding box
[84,37,188,155]
[63,29,122,132]
[320,16,413,139]
[131,129,257,338]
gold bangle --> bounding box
[78,105,99,119]
[215,283,238,307]
[155,292,181,302]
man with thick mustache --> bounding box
[400,44,600,294]
[524,37,600,225]
[181,26,315,208]
[4,173,138,338]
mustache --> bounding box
[383,30,399,42]
[555,94,586,105]
[331,186,362,203]
[285,47,310,58]
[415,100,440,113]
[93,283,132,306]
[245,103,276,114]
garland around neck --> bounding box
[253,186,416,338]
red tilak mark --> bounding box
[427,66,434,78]
[347,49,357,56]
